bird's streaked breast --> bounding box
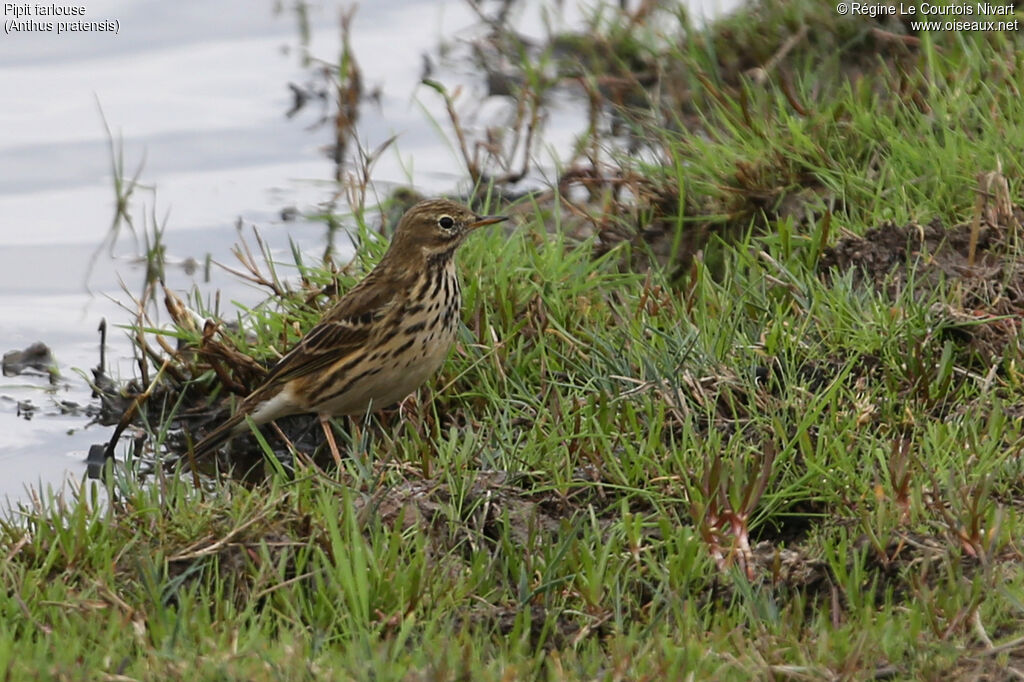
[300,259,461,416]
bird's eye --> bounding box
[438,215,455,230]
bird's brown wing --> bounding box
[256,272,400,389]
[191,279,398,460]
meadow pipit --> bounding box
[191,198,507,464]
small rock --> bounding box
[16,400,36,420]
[3,341,58,380]
[86,444,109,480]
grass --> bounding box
[4,0,1024,679]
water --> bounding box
[0,0,740,506]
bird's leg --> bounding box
[319,413,344,468]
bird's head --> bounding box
[388,198,508,261]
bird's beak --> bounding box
[468,214,509,230]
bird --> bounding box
[190,198,508,465]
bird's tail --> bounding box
[189,410,249,462]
